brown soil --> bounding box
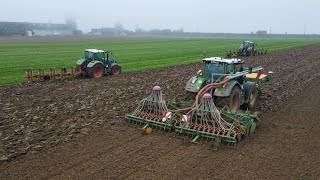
[1,44,320,179]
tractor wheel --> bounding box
[248,86,258,108]
[250,49,256,56]
[111,65,121,75]
[219,86,240,112]
[88,64,104,78]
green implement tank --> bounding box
[76,49,121,78]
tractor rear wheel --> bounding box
[250,49,256,56]
[219,86,240,112]
[111,65,121,75]
[88,64,104,78]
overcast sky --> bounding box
[0,0,319,34]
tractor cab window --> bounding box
[204,63,225,78]
[243,42,249,48]
[85,51,94,61]
[226,64,235,74]
[96,52,105,61]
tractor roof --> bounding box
[85,49,105,53]
[202,57,244,64]
[243,41,253,43]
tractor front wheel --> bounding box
[111,65,121,75]
[88,64,104,78]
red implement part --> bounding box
[25,68,81,81]
[93,66,103,78]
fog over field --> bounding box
[0,0,319,34]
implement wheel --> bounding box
[111,65,121,75]
[88,64,104,78]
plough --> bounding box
[25,67,80,81]
[125,85,260,148]
[24,48,121,82]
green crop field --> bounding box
[0,38,319,86]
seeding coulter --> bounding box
[125,86,260,147]
[25,49,121,81]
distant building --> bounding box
[0,22,26,36]
[0,21,77,36]
[89,27,129,36]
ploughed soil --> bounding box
[1,44,320,179]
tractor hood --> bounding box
[185,76,208,93]
[76,58,86,65]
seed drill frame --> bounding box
[125,86,260,147]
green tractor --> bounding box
[76,49,121,78]
[227,41,267,58]
[185,57,269,112]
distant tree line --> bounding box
[89,23,185,36]
[88,24,319,39]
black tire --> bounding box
[219,86,240,112]
[111,65,121,75]
[242,84,258,110]
[87,64,104,78]
[246,50,251,56]
[250,49,257,56]
[248,86,258,108]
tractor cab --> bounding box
[240,41,254,49]
[186,57,244,93]
[202,57,244,82]
[85,49,108,62]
